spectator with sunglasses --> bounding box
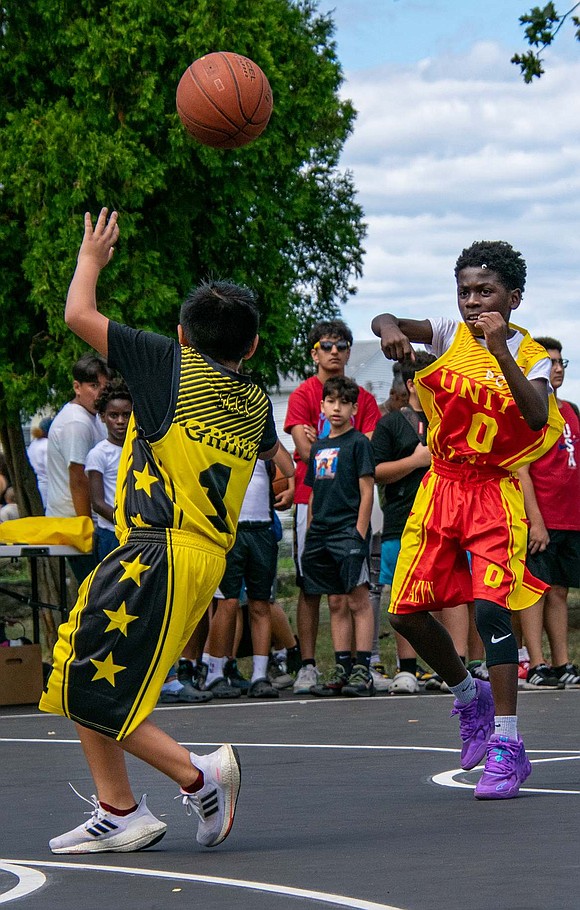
[517,338,580,688]
[284,320,381,693]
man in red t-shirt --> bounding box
[518,338,580,688]
[284,319,381,693]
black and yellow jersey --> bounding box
[107,322,277,552]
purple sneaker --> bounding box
[474,735,532,800]
[450,679,495,770]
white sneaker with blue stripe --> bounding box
[49,792,166,854]
[179,745,241,847]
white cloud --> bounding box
[339,42,580,400]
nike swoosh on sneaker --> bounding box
[491,633,511,644]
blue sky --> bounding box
[314,1,580,400]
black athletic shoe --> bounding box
[207,677,241,699]
[310,664,348,697]
[342,664,375,698]
[525,664,559,688]
[247,677,280,699]
[224,658,250,692]
[554,662,580,687]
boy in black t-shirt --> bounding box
[301,377,376,696]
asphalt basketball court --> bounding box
[1,688,579,910]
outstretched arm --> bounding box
[65,208,119,357]
[371,313,433,361]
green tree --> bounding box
[0,0,366,512]
[512,2,580,81]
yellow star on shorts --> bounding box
[90,652,126,686]
[103,602,139,636]
[133,462,159,497]
[119,554,151,586]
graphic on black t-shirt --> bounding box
[314,447,339,479]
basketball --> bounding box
[176,52,273,149]
[272,466,289,498]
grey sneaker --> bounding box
[49,792,166,854]
[293,664,320,694]
[179,745,241,847]
[268,655,293,690]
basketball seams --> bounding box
[176,51,273,148]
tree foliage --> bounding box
[0,0,366,434]
[512,2,580,81]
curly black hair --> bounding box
[454,241,527,294]
[95,378,132,415]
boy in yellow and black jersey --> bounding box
[40,209,278,855]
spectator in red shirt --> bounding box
[284,319,381,693]
[518,338,580,688]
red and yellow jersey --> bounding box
[415,322,564,471]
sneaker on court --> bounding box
[224,658,250,692]
[416,665,437,684]
[343,664,375,697]
[158,681,213,704]
[370,665,392,692]
[467,660,490,683]
[525,663,559,688]
[177,658,196,685]
[474,735,532,800]
[424,673,451,693]
[310,663,348,697]
[554,662,580,687]
[268,655,294,690]
[49,793,166,854]
[388,670,419,695]
[207,676,241,699]
[180,745,241,847]
[247,677,280,698]
[293,663,320,694]
[451,679,495,770]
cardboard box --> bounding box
[0,644,44,705]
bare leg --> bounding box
[440,603,469,657]
[270,601,297,650]
[389,611,467,686]
[206,597,238,659]
[248,598,272,656]
[467,602,484,662]
[487,664,518,716]
[517,595,546,668]
[348,585,374,652]
[544,585,570,667]
[327,594,352,651]
[76,718,201,808]
[296,590,321,661]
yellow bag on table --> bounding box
[0,516,94,552]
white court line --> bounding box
[0,862,45,904]
[0,860,407,910]
[1,736,579,758]
[433,754,580,794]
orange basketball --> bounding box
[272,466,289,498]
[176,51,273,149]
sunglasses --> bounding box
[314,340,351,353]
[550,358,569,368]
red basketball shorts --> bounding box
[389,458,547,614]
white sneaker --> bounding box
[179,745,241,847]
[293,664,320,694]
[388,671,419,694]
[370,666,392,692]
[49,793,166,854]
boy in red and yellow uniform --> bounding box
[372,240,563,799]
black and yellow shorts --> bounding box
[39,528,225,740]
